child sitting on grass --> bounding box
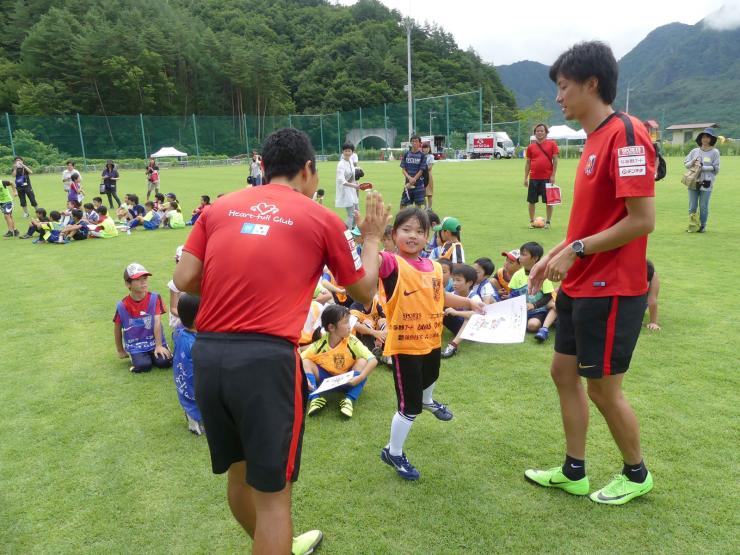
[441,264,483,358]
[492,249,521,300]
[173,293,205,435]
[23,209,65,244]
[90,205,119,238]
[301,304,378,419]
[164,201,186,229]
[535,286,559,343]
[61,209,89,242]
[439,258,454,292]
[113,263,172,373]
[83,202,99,223]
[187,195,211,226]
[130,201,162,230]
[350,295,387,356]
[473,257,498,304]
[508,242,554,333]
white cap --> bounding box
[125,263,151,280]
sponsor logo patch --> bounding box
[618,155,646,167]
[619,166,646,177]
[584,154,597,176]
[618,145,645,157]
[240,223,270,235]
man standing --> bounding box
[174,128,388,553]
[524,124,558,228]
[399,135,427,209]
[524,42,656,505]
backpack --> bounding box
[653,143,666,181]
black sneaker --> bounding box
[19,234,32,239]
[13,230,19,237]
[2,231,12,238]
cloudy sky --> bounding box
[337,0,739,65]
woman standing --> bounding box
[101,160,122,208]
[145,157,160,201]
[684,128,720,233]
[249,151,263,186]
[11,157,36,218]
[335,142,361,228]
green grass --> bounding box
[2,157,738,553]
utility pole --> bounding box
[404,17,413,139]
[625,80,638,114]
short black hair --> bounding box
[383,225,393,239]
[96,205,108,215]
[50,210,61,222]
[145,201,154,208]
[155,193,165,202]
[342,142,355,151]
[83,202,94,210]
[549,41,618,105]
[71,172,80,180]
[92,196,103,203]
[410,134,421,143]
[262,128,316,183]
[316,189,325,197]
[201,195,210,204]
[71,209,83,220]
[2,180,11,187]
[426,210,440,226]
[520,241,544,260]
[128,194,139,205]
[177,294,200,330]
[392,207,430,235]
[66,160,75,166]
[35,207,48,219]
[321,304,350,331]
[474,257,495,277]
[451,263,477,285]
[438,258,453,270]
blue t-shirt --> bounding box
[129,204,146,218]
[400,150,427,184]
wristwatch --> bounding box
[571,239,586,259]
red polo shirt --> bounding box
[184,184,365,342]
[562,113,655,298]
[526,140,559,180]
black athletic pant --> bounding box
[17,185,37,210]
[106,189,122,208]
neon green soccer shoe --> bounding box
[590,472,653,505]
[292,529,323,555]
[524,466,590,496]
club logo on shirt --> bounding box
[333,353,346,371]
[584,154,597,176]
[251,202,279,217]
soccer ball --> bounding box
[533,217,546,228]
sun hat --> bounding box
[695,128,717,147]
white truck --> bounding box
[466,131,516,159]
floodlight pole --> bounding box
[404,17,413,139]
[5,113,15,157]
[625,80,637,114]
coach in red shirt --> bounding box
[524,123,559,227]
[524,42,656,506]
[174,128,388,554]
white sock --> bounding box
[388,412,416,456]
[422,382,436,406]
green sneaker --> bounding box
[524,466,590,496]
[292,529,323,555]
[590,472,653,505]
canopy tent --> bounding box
[150,147,188,158]
[529,125,586,142]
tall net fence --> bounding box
[0,93,505,166]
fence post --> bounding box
[192,114,200,163]
[243,114,250,154]
[319,114,325,156]
[359,107,364,154]
[479,86,483,131]
[517,121,521,148]
[139,113,147,159]
[5,113,15,158]
[76,113,87,168]
[336,111,341,154]
[383,103,389,150]
[445,94,450,141]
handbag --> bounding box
[247,176,254,185]
[681,160,702,189]
[545,183,561,205]
[99,183,107,194]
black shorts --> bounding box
[389,348,440,415]
[554,291,646,378]
[193,333,307,492]
[527,179,548,203]
[527,311,547,324]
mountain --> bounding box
[497,20,740,136]
[495,60,559,116]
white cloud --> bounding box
[336,0,728,65]
[703,1,740,30]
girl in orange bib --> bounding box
[377,208,483,480]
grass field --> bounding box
[2,156,739,554]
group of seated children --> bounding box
[116,192,195,231]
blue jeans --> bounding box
[307,368,366,401]
[688,188,712,227]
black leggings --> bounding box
[17,185,37,209]
[105,189,122,208]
